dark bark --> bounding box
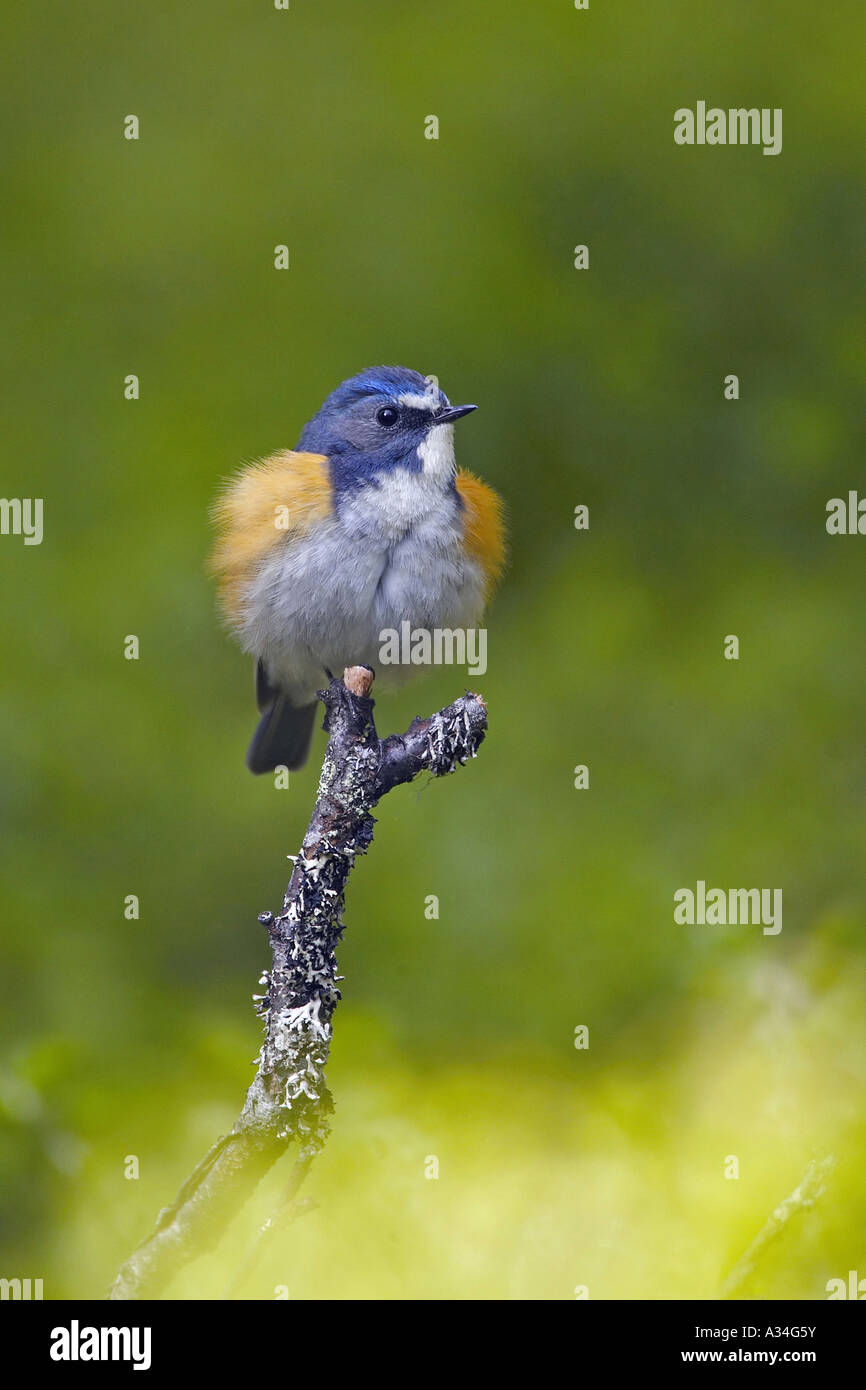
[109,668,487,1299]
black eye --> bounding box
[376,406,399,427]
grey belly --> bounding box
[246,518,485,701]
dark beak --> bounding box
[435,404,477,424]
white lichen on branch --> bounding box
[109,667,487,1299]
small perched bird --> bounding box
[211,365,505,773]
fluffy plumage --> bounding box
[211,367,505,772]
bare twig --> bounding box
[110,667,487,1299]
[222,1155,316,1299]
[720,1154,836,1298]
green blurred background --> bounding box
[2,0,864,1299]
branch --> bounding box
[222,1155,316,1299]
[720,1154,836,1298]
[109,667,487,1299]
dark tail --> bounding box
[247,676,317,774]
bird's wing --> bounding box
[209,450,333,627]
[455,469,507,600]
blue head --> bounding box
[296,365,477,492]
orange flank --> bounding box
[210,451,333,623]
[456,470,507,600]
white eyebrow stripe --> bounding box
[397,390,438,410]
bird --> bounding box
[211,365,506,773]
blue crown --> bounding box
[320,365,439,412]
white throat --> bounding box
[416,422,456,485]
